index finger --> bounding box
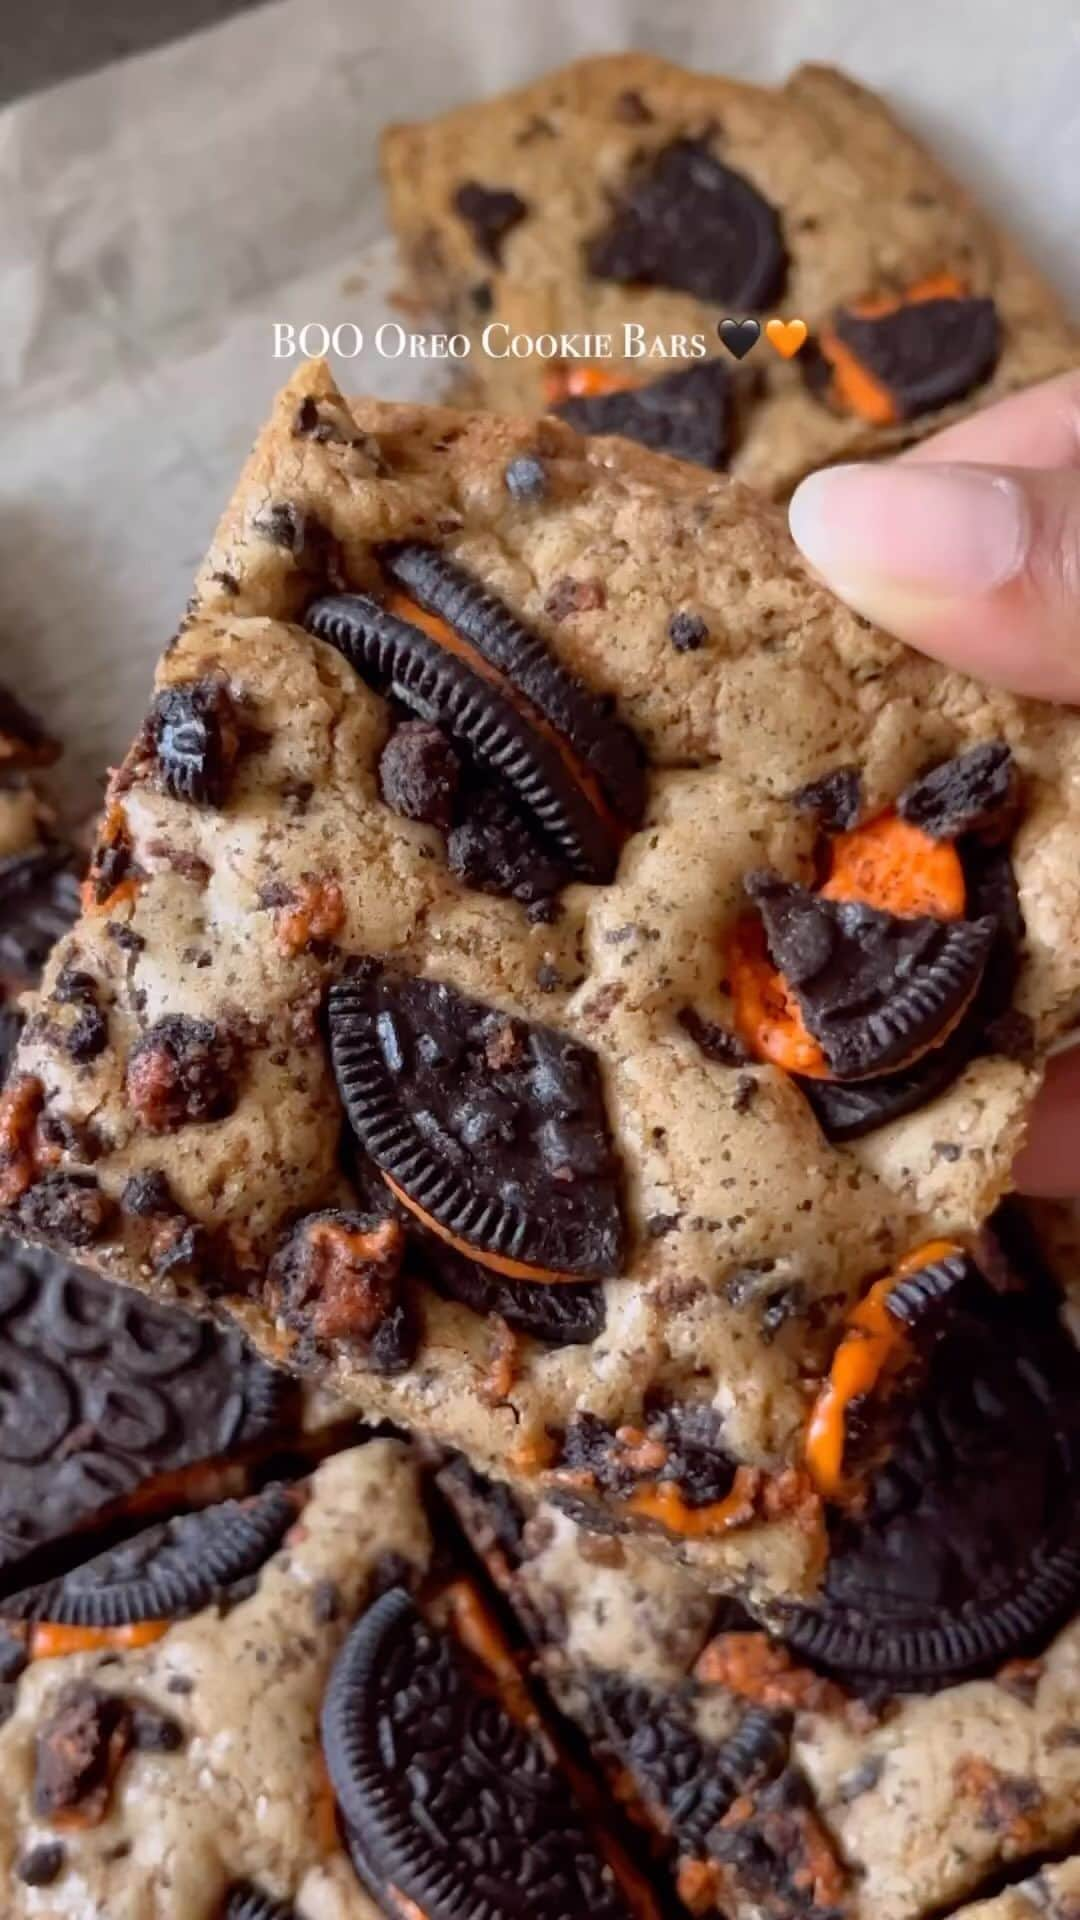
[904,368,1080,472]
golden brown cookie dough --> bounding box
[381,53,1077,496]
[7,360,1080,1602]
[0,1445,423,1920]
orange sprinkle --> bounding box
[439,1577,535,1728]
[30,1620,169,1661]
[543,365,633,406]
[805,1238,964,1497]
[821,811,966,920]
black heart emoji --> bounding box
[717,317,761,360]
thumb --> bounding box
[788,460,1080,701]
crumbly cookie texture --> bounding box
[8,359,1080,1601]
[477,1491,1080,1920]
[381,54,1077,496]
[0,1444,423,1920]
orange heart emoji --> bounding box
[765,318,808,359]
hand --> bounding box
[787,370,1080,1198]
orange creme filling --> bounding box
[29,1620,169,1661]
[382,1173,586,1285]
[385,590,623,849]
[623,1465,761,1539]
[821,273,969,424]
[730,811,967,1078]
[543,365,635,406]
[804,1237,964,1498]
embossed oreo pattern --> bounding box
[0,1238,290,1590]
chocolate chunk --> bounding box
[747,870,994,1079]
[446,786,570,909]
[792,767,863,834]
[0,847,81,990]
[679,1006,750,1066]
[504,455,549,502]
[306,560,639,885]
[266,1208,409,1358]
[586,140,786,308]
[556,359,733,470]
[882,1248,973,1331]
[899,741,1019,843]
[17,1172,113,1247]
[3,1484,295,1626]
[594,1678,789,1853]
[831,293,1000,420]
[668,610,710,652]
[452,181,529,263]
[16,1840,66,1885]
[802,1036,972,1141]
[417,1233,606,1346]
[778,1275,1080,1690]
[329,967,625,1281]
[34,1682,131,1823]
[321,1588,636,1920]
[125,1015,241,1132]
[378,719,461,830]
[150,679,240,809]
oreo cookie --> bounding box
[779,1278,1080,1689]
[149,678,239,809]
[328,966,625,1281]
[585,139,786,308]
[746,870,994,1080]
[0,1237,294,1593]
[418,1233,606,1345]
[321,1587,638,1920]
[2,1483,295,1627]
[554,359,733,470]
[593,1677,790,1856]
[224,1888,300,1920]
[825,289,999,423]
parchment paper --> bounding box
[0,0,1077,818]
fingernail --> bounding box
[788,463,1030,599]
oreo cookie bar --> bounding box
[381,54,1077,495]
[439,1227,1080,1919]
[0,1441,664,1919]
[7,361,1080,1604]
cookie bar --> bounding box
[440,1231,1080,1920]
[6,359,1080,1604]
[381,54,1077,495]
[0,1441,665,1920]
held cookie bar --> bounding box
[440,1220,1080,1920]
[6,359,1080,1604]
[381,54,1078,495]
[0,1441,666,1920]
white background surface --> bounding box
[1,0,1077,815]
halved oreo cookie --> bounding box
[554,360,733,470]
[2,1484,295,1627]
[307,547,643,884]
[779,1278,1080,1690]
[820,283,1000,424]
[224,1888,299,1920]
[592,1676,789,1856]
[328,967,625,1281]
[746,870,994,1080]
[416,1233,607,1345]
[321,1587,638,1920]
[0,1238,293,1593]
[585,139,786,308]
[380,543,645,829]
